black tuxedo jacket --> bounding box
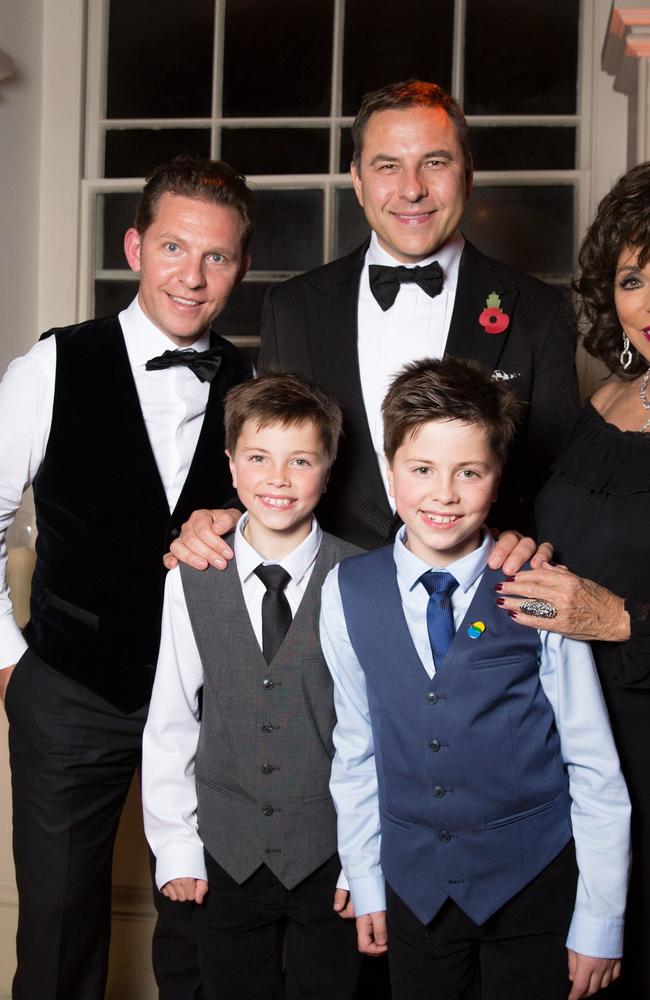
[258,239,580,549]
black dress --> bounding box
[536,403,650,997]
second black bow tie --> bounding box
[145,345,223,383]
[369,261,444,312]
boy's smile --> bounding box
[227,418,330,559]
[387,418,500,567]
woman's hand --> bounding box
[495,562,630,643]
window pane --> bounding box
[105,129,211,179]
[223,0,333,117]
[470,127,576,171]
[98,192,141,270]
[106,0,214,118]
[248,190,324,272]
[462,186,574,275]
[217,281,274,341]
[221,129,330,176]
[340,128,354,173]
[95,279,137,318]
[334,188,369,259]
[464,0,579,115]
[342,0,454,115]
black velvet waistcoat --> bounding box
[23,316,251,712]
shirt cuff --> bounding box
[566,910,624,959]
[348,874,386,917]
[154,839,208,891]
[336,869,349,892]
[0,619,28,671]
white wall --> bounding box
[0,0,44,375]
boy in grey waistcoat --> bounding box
[142,373,361,1000]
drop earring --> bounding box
[620,334,633,370]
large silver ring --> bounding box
[519,599,558,619]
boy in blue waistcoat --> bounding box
[320,357,631,1000]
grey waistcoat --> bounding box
[180,531,359,889]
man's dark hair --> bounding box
[573,161,650,378]
[135,156,255,252]
[351,80,471,173]
[382,356,521,467]
[224,373,343,466]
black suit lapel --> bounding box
[306,244,393,532]
[444,241,519,372]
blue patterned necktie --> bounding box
[419,570,458,668]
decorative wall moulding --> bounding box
[603,3,650,92]
[0,50,15,83]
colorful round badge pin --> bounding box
[467,620,486,640]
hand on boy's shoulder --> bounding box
[161,877,209,905]
[164,508,241,571]
[356,911,388,956]
[567,950,621,999]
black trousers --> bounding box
[386,842,578,1000]
[5,649,202,1000]
[194,851,362,1000]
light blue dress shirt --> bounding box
[320,529,631,959]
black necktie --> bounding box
[419,570,458,668]
[145,345,223,383]
[254,564,292,664]
[368,261,444,312]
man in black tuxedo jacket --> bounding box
[258,80,580,548]
[0,158,254,1000]
[172,81,578,566]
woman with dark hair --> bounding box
[496,161,650,997]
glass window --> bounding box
[95,278,138,319]
[89,0,584,340]
[462,186,574,275]
[98,192,141,270]
[221,129,330,176]
[106,0,214,118]
[105,129,211,179]
[223,0,334,117]
[342,0,454,115]
[334,188,370,259]
[464,0,580,115]
[248,190,324,272]
[470,127,576,171]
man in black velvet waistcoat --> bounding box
[0,158,254,1000]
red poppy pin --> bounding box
[479,292,510,335]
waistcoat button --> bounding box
[263,678,275,690]
[260,723,274,734]
[439,830,451,844]
[428,739,441,752]
[261,804,274,817]
[427,692,438,704]
[433,785,446,798]
[261,763,274,775]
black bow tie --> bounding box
[145,345,223,383]
[368,261,444,311]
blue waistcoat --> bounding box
[338,546,572,926]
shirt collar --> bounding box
[118,296,211,368]
[393,526,494,594]
[365,229,465,275]
[234,512,322,585]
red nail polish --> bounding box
[494,583,503,591]
[507,611,518,619]
[496,598,505,606]
[505,576,516,582]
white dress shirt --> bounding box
[357,231,464,505]
[142,514,323,890]
[320,530,631,959]
[0,297,211,670]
